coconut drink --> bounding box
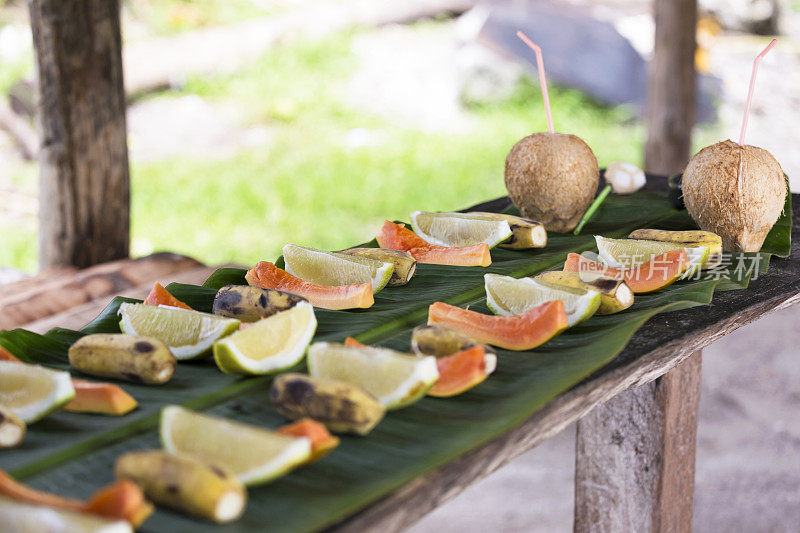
[505,132,599,232]
[505,32,600,233]
[682,39,785,252]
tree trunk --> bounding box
[29,0,130,269]
[644,0,698,175]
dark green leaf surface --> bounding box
[0,189,791,532]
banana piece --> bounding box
[270,373,385,435]
[212,285,307,322]
[68,334,176,385]
[628,229,723,269]
[410,325,496,358]
[337,248,417,286]
[0,405,25,448]
[468,212,547,249]
[115,450,246,524]
[535,271,633,315]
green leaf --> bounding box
[0,188,791,532]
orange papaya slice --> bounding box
[64,380,138,416]
[563,249,689,294]
[276,418,340,463]
[0,346,21,362]
[144,282,192,310]
[376,221,491,267]
[85,480,154,528]
[428,300,567,351]
[428,345,495,397]
[246,261,373,310]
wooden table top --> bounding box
[2,182,797,533]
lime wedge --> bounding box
[160,405,311,486]
[212,302,316,375]
[118,303,239,360]
[409,211,513,248]
[0,361,75,423]
[595,236,709,278]
[283,244,393,293]
[307,342,439,409]
[0,496,132,533]
[484,273,601,327]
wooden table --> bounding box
[2,191,797,533]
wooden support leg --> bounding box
[574,351,702,533]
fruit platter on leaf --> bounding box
[0,36,793,533]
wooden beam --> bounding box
[29,0,130,269]
[574,352,701,532]
[644,0,698,175]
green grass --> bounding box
[123,0,277,36]
[130,31,648,268]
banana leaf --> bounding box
[0,186,792,532]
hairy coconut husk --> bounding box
[504,132,599,232]
[682,139,785,252]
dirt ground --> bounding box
[410,303,800,532]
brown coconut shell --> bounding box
[504,132,599,232]
[682,139,786,252]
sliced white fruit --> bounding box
[409,211,513,248]
[0,361,74,423]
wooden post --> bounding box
[644,0,698,175]
[574,352,702,532]
[29,0,130,269]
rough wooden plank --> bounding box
[330,193,799,532]
[644,0,698,175]
[29,0,130,268]
[0,253,202,330]
[21,265,219,334]
[574,352,701,532]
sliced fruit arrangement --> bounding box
[271,373,385,435]
[410,210,547,250]
[160,406,313,486]
[283,244,394,294]
[0,406,25,449]
[535,270,634,315]
[212,302,316,375]
[596,235,708,278]
[349,332,495,398]
[69,334,176,385]
[246,261,374,310]
[144,282,192,310]
[468,212,547,249]
[337,247,417,286]
[484,273,601,327]
[115,450,246,524]
[212,285,307,322]
[0,469,153,528]
[307,342,439,409]
[409,210,513,248]
[64,380,138,416]
[377,221,492,267]
[563,249,689,294]
[628,229,723,268]
[276,418,340,463]
[0,361,74,423]
[427,300,568,351]
[407,326,497,397]
[118,303,239,360]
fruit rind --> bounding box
[409,211,513,248]
[0,361,75,423]
[283,244,393,294]
[212,285,307,322]
[212,302,316,375]
[534,270,633,314]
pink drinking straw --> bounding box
[739,39,777,145]
[516,30,554,134]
